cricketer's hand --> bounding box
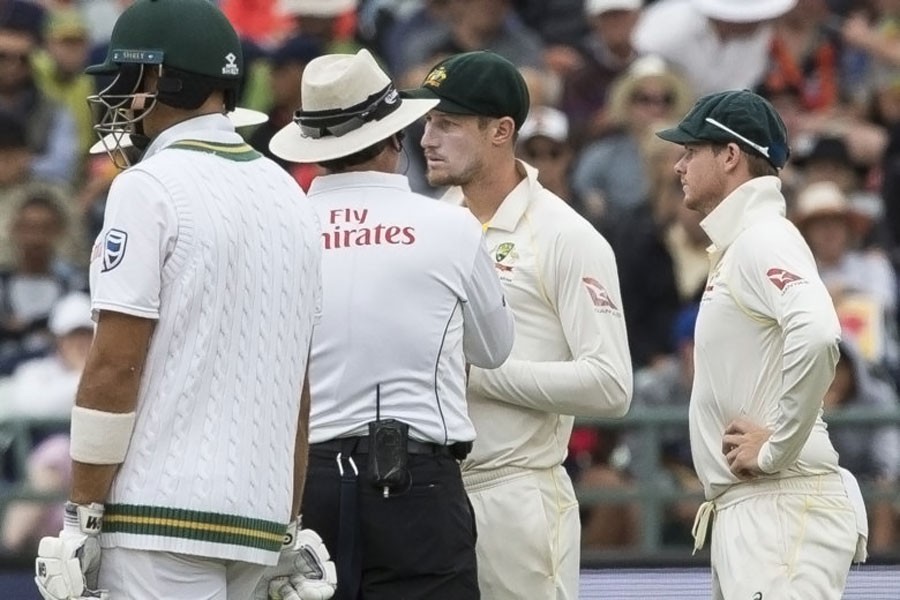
[254,520,337,600]
[35,502,108,600]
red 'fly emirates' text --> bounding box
[323,208,416,250]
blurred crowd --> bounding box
[0,0,899,558]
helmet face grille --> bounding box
[87,63,159,168]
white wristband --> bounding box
[70,406,136,465]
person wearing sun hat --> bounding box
[405,50,633,600]
[657,89,868,599]
[633,0,797,95]
[270,48,514,600]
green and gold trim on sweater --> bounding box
[168,140,261,161]
[103,504,286,553]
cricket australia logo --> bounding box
[424,66,447,88]
[222,52,239,76]
[493,242,516,272]
[102,229,128,272]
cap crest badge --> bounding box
[424,66,447,88]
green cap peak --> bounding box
[656,90,790,169]
[402,51,530,131]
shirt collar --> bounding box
[441,160,539,232]
[700,175,785,253]
[142,113,240,160]
[307,171,412,197]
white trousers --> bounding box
[705,472,866,600]
[99,547,268,600]
[463,465,581,600]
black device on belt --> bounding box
[368,418,409,492]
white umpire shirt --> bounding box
[692,176,842,500]
[307,171,514,446]
[89,114,322,565]
[448,161,633,472]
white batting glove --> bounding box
[34,502,108,600]
[253,519,337,600]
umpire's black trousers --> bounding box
[302,437,479,600]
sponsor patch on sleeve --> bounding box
[102,229,128,272]
[582,276,619,312]
[766,267,805,291]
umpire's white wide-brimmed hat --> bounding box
[270,49,438,163]
[692,0,796,22]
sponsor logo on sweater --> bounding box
[766,267,805,291]
[582,277,618,312]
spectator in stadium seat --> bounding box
[0,111,87,272]
[515,105,576,201]
[0,194,86,374]
[560,0,642,147]
[4,292,92,420]
[31,8,96,156]
[793,181,899,372]
[632,0,797,96]
[0,11,79,186]
[571,55,694,233]
[611,132,686,367]
[400,0,545,77]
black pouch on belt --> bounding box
[367,419,410,490]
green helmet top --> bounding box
[86,0,243,81]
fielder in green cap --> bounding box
[408,51,633,600]
[658,90,868,599]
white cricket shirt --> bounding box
[691,176,842,500]
[89,115,322,565]
[455,162,633,472]
[307,171,513,446]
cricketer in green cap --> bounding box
[653,89,866,600]
[402,51,530,131]
[656,89,790,170]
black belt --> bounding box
[311,436,472,459]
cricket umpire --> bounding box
[270,49,516,599]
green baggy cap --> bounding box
[401,51,530,131]
[656,89,790,169]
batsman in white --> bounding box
[33,0,335,598]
